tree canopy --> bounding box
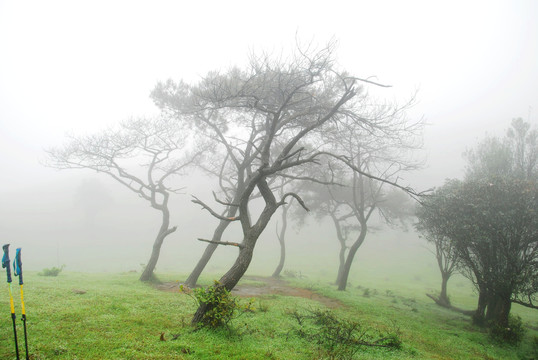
[46,116,201,281]
[151,44,423,323]
[416,119,538,328]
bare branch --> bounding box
[191,195,240,221]
[511,298,538,310]
[197,238,244,248]
[212,191,239,207]
[279,192,309,212]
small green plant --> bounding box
[290,308,401,359]
[489,315,526,345]
[39,265,65,277]
[180,280,253,329]
[257,300,269,313]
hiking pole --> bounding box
[14,248,29,360]
[2,244,20,360]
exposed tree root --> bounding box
[426,293,475,316]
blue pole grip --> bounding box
[14,248,23,285]
[2,244,12,283]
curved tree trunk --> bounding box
[192,178,278,325]
[184,201,240,287]
[272,205,288,278]
[140,207,177,282]
[337,224,367,291]
[184,220,231,287]
[192,237,256,324]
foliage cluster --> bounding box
[489,315,526,345]
[181,280,253,329]
[416,119,538,341]
[38,265,64,277]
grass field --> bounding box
[0,271,536,360]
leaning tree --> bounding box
[151,44,422,323]
[46,116,201,281]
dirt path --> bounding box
[156,276,344,309]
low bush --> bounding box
[290,308,401,359]
[181,280,253,329]
[38,265,65,277]
[489,315,526,345]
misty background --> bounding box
[0,1,537,280]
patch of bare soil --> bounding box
[157,276,344,309]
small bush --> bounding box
[181,280,253,329]
[39,265,65,277]
[489,315,526,345]
[290,308,401,359]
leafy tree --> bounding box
[418,119,538,327]
[46,116,200,281]
[152,43,421,323]
[458,179,535,326]
[464,117,538,181]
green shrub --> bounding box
[39,265,65,277]
[290,308,401,359]
[489,315,526,345]
[181,280,253,329]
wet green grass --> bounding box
[0,272,536,359]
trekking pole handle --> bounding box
[2,244,12,283]
[14,248,23,286]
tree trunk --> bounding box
[192,241,255,324]
[139,208,176,282]
[191,181,278,325]
[473,290,488,326]
[272,205,288,278]
[184,207,238,287]
[439,272,451,306]
[485,293,511,328]
[337,224,367,291]
[331,213,347,285]
[335,243,347,285]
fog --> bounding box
[0,0,537,279]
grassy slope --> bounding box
[0,272,536,360]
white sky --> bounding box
[1,0,537,191]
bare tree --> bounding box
[298,171,357,285]
[45,116,200,281]
[319,115,421,291]
[151,43,422,323]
